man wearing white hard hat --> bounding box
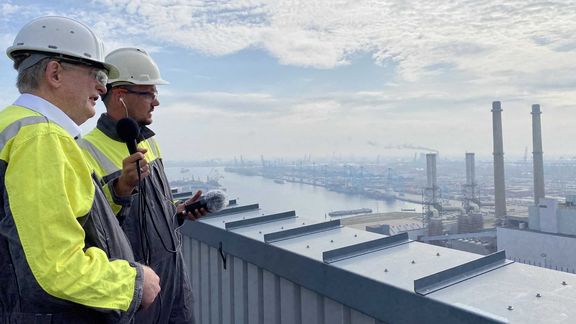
[0,17,160,323]
[80,47,202,323]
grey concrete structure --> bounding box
[463,153,479,212]
[531,104,546,205]
[491,101,507,220]
[465,153,476,191]
[425,153,438,204]
[528,198,576,236]
[498,226,576,273]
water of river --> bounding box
[165,166,423,222]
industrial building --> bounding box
[490,102,576,274]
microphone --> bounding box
[116,117,140,154]
[116,117,143,180]
[185,190,228,214]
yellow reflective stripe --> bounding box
[82,129,128,214]
[77,137,118,176]
[78,137,124,214]
[82,128,162,213]
[82,128,125,172]
[83,128,160,169]
[147,137,160,158]
[0,116,48,150]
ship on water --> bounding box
[328,208,372,217]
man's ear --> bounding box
[45,61,63,88]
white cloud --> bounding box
[84,0,576,86]
[4,1,576,159]
[165,91,282,116]
[1,3,19,15]
[6,1,576,83]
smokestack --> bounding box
[492,101,507,220]
[465,153,475,187]
[465,153,476,198]
[531,104,545,205]
[426,153,437,204]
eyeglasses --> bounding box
[59,61,108,87]
[122,88,158,101]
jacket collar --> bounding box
[96,113,155,143]
[14,93,82,139]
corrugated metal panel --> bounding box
[180,204,576,323]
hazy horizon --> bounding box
[164,154,576,165]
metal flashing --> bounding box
[323,232,409,264]
[225,211,297,230]
[414,250,513,295]
[206,203,260,217]
[172,191,194,199]
[264,219,341,243]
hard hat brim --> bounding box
[8,49,119,78]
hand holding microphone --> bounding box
[114,118,149,196]
[178,190,228,224]
[115,148,149,196]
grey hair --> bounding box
[13,56,51,94]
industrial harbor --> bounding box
[168,101,576,323]
[170,102,576,274]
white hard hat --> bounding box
[105,48,168,86]
[6,16,119,78]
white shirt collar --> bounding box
[13,93,82,139]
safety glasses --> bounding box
[58,60,108,87]
[121,88,158,101]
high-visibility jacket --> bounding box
[0,105,143,323]
[80,114,195,324]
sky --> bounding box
[2,0,576,162]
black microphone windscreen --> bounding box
[116,117,140,143]
[116,118,140,154]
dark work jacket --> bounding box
[79,114,195,324]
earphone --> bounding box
[119,97,129,117]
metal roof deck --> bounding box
[231,216,322,242]
[181,202,576,323]
[429,262,576,323]
[269,226,384,260]
[333,241,483,291]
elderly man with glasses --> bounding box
[0,17,161,323]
